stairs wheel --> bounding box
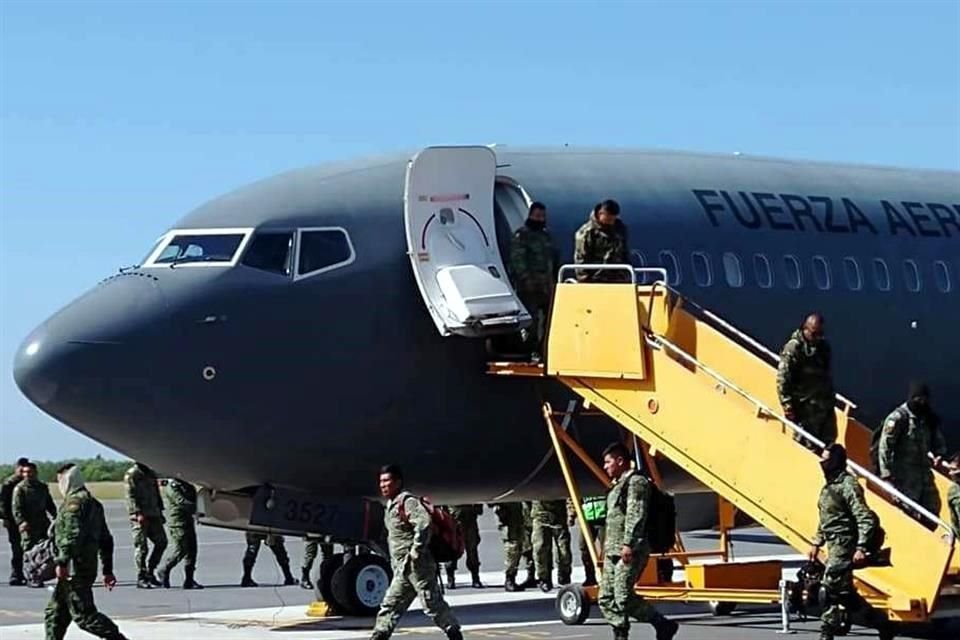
[709,601,737,616]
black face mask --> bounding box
[820,452,846,480]
[525,219,545,231]
[907,398,929,415]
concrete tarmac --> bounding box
[1,501,951,639]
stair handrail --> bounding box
[646,329,954,540]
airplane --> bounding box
[12,144,959,612]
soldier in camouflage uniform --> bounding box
[598,443,678,640]
[242,531,297,587]
[370,465,462,640]
[45,463,128,640]
[531,499,572,591]
[12,462,57,586]
[777,313,837,447]
[1,457,28,585]
[509,202,558,356]
[300,539,334,590]
[574,199,631,283]
[809,444,895,640]
[124,461,167,588]
[493,501,536,591]
[157,478,203,589]
[946,453,960,537]
[877,382,946,516]
[443,504,483,589]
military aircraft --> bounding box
[13,145,959,612]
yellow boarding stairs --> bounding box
[488,265,959,629]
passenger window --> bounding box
[753,254,773,288]
[933,260,951,293]
[722,252,743,288]
[242,232,293,275]
[659,250,681,286]
[872,258,890,291]
[691,252,713,287]
[783,255,802,290]
[903,259,921,292]
[842,257,862,291]
[296,228,354,278]
[812,256,831,290]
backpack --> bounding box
[23,537,57,583]
[397,493,465,564]
[617,473,677,554]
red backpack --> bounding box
[397,493,465,564]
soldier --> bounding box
[946,453,960,536]
[1,456,29,585]
[156,478,203,589]
[530,499,572,592]
[124,461,168,588]
[577,495,606,587]
[370,464,462,640]
[508,201,558,357]
[574,199,630,283]
[598,443,678,640]
[777,313,837,447]
[45,463,129,640]
[241,532,297,587]
[12,462,57,586]
[300,539,333,590]
[877,382,946,515]
[443,504,483,589]
[808,444,895,640]
[493,502,535,591]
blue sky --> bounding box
[1,1,958,460]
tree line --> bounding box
[0,455,132,482]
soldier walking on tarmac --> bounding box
[494,501,536,591]
[45,463,129,640]
[777,313,837,447]
[241,532,297,587]
[809,444,895,640]
[12,462,57,586]
[370,464,462,640]
[599,443,678,640]
[156,477,204,589]
[531,499,572,591]
[509,201,558,358]
[1,457,28,585]
[300,539,333,590]
[124,461,168,588]
[443,504,483,589]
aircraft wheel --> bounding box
[556,584,591,625]
[709,600,737,616]
[315,552,344,611]
[331,554,392,616]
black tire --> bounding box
[709,601,737,616]
[556,584,591,625]
[315,552,344,610]
[330,554,392,616]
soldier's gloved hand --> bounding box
[136,513,147,525]
[18,522,29,532]
[103,574,117,591]
[56,565,70,581]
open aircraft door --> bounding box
[404,146,532,337]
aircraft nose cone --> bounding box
[13,333,62,409]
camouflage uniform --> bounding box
[573,215,630,283]
[45,469,125,640]
[599,469,672,637]
[301,539,333,587]
[1,471,25,583]
[12,476,56,552]
[157,479,201,587]
[493,502,535,587]
[777,329,837,446]
[812,471,892,638]
[124,463,167,583]
[372,492,460,638]
[509,224,557,350]
[579,495,607,585]
[243,531,296,585]
[443,505,482,582]
[878,402,946,515]
[948,481,960,537]
[530,499,572,585]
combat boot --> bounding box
[537,578,553,592]
[521,569,537,589]
[583,566,597,587]
[240,568,258,587]
[300,568,314,590]
[612,627,629,640]
[471,570,483,588]
[368,632,390,640]
[558,572,571,586]
[147,571,163,587]
[281,564,297,586]
[446,566,456,590]
[137,573,153,589]
[183,567,204,590]
[157,566,170,588]
[445,627,463,640]
[504,577,523,592]
[9,574,26,586]
[652,614,679,640]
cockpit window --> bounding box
[242,232,293,275]
[295,227,355,279]
[145,229,251,267]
